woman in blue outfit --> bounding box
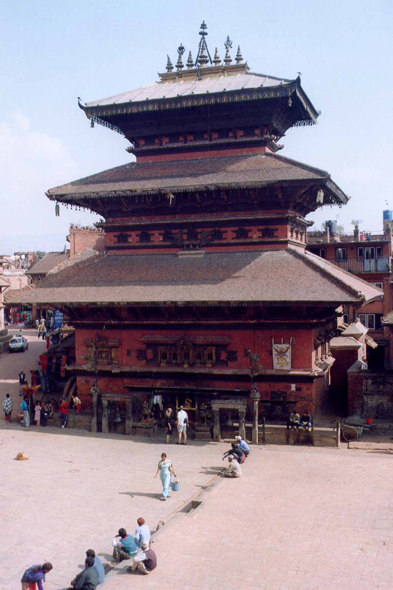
[154,453,177,501]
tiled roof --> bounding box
[27,252,69,275]
[6,247,382,307]
[48,154,346,203]
[85,72,293,108]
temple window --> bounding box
[116,233,129,244]
[139,230,151,243]
[211,229,224,240]
[163,229,173,242]
[187,228,199,241]
[235,227,250,239]
[260,227,276,239]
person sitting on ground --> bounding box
[222,442,244,463]
[86,550,105,585]
[289,410,300,429]
[299,410,312,432]
[21,562,53,590]
[134,517,151,549]
[129,541,157,575]
[235,435,250,456]
[112,528,137,563]
[223,455,242,478]
[70,556,97,590]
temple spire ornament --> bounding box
[213,47,221,65]
[176,43,185,70]
[224,35,233,65]
[195,20,212,66]
[235,45,243,63]
[166,55,174,72]
[186,51,194,68]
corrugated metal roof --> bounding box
[86,72,291,107]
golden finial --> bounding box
[235,45,243,63]
[224,35,233,65]
[176,43,185,70]
[213,47,221,65]
[186,51,194,69]
[166,55,174,72]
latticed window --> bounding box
[116,233,129,244]
[139,230,151,243]
[235,227,250,239]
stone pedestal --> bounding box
[132,421,158,437]
[194,425,212,440]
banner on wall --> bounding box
[272,339,292,370]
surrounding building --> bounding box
[7,23,381,436]
[307,213,393,370]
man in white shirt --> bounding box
[223,455,242,478]
[177,405,188,445]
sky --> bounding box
[1,0,393,253]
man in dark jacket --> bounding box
[130,541,157,574]
[71,557,98,589]
[222,442,244,463]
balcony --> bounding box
[331,257,390,273]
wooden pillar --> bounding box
[239,409,246,440]
[91,392,98,433]
[125,396,133,436]
[102,399,109,434]
[213,409,220,442]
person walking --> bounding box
[3,393,13,422]
[164,408,173,443]
[21,562,53,590]
[177,405,188,445]
[59,398,68,428]
[20,396,30,427]
[155,452,177,501]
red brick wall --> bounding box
[68,228,105,257]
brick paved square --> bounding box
[1,424,393,590]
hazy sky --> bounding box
[1,0,392,253]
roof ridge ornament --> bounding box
[213,47,221,65]
[186,51,194,69]
[224,36,233,65]
[195,20,212,66]
[166,55,174,72]
[235,45,243,64]
[176,43,185,70]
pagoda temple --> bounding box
[10,23,381,438]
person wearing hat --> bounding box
[235,435,250,456]
[223,455,242,478]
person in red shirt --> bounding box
[59,398,68,428]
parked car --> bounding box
[9,336,28,352]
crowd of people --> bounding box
[222,435,250,478]
[21,518,158,589]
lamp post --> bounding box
[245,349,261,445]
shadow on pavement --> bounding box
[119,491,162,500]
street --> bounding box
[0,329,46,413]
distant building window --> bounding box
[371,282,383,290]
[376,247,383,258]
[260,227,276,239]
[358,313,376,330]
[357,247,364,259]
[319,249,326,259]
[343,313,349,324]
[336,247,347,261]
